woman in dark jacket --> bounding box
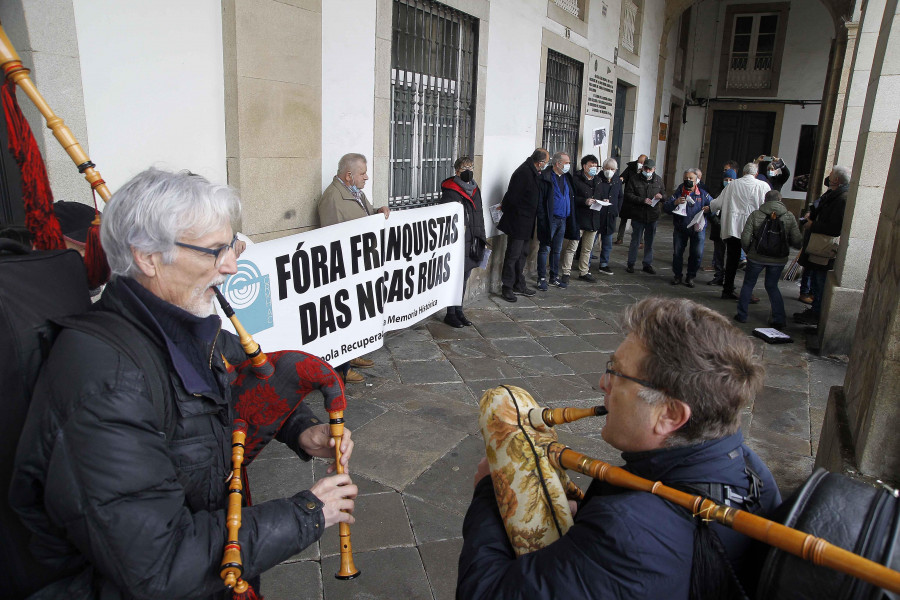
[439,156,486,327]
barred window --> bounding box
[542,49,583,164]
[390,0,478,208]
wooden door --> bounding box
[611,82,628,164]
[706,110,775,194]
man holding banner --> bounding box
[318,153,390,382]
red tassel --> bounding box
[83,206,110,288]
[231,579,264,600]
[1,81,64,250]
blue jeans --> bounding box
[809,269,827,316]
[537,216,567,280]
[627,220,657,266]
[800,268,812,295]
[672,227,706,279]
[738,260,786,324]
[597,232,614,267]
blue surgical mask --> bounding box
[562,164,571,174]
[723,180,731,187]
[767,170,777,178]
[604,169,616,179]
[587,166,599,176]
[643,171,653,179]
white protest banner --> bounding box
[218,203,465,365]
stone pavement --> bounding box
[252,220,847,600]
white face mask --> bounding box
[562,164,571,174]
[604,169,615,179]
[643,170,653,179]
[767,170,777,178]
[636,162,644,170]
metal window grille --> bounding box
[542,49,583,164]
[554,0,580,18]
[390,0,478,208]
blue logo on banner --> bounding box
[222,260,274,335]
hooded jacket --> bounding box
[457,430,781,600]
[11,277,325,599]
[741,199,803,265]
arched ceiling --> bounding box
[663,0,855,38]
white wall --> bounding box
[72,0,226,192]
[321,0,377,193]
[480,0,548,235]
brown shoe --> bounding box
[798,294,813,305]
[613,239,623,245]
[343,368,365,383]
[350,357,374,368]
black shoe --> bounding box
[794,309,819,325]
[738,260,747,270]
[643,264,656,275]
[733,314,748,323]
[501,288,518,303]
[769,321,786,330]
[721,291,739,300]
[597,265,613,275]
[560,274,570,285]
[444,313,464,328]
[625,264,635,273]
[578,273,596,282]
[684,278,695,288]
[707,278,724,286]
[457,311,473,327]
[514,286,537,297]
[671,276,682,286]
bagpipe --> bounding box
[0,22,359,598]
[479,384,900,597]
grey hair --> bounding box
[687,168,701,178]
[765,190,783,203]
[551,152,570,166]
[743,162,759,176]
[621,297,765,446]
[101,168,241,278]
[337,153,367,177]
[831,165,851,184]
[603,158,618,169]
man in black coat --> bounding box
[794,165,850,326]
[10,169,357,599]
[498,148,548,302]
[623,158,665,274]
[615,153,647,244]
[563,156,623,279]
[458,298,781,600]
[535,152,579,290]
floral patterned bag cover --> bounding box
[479,384,578,555]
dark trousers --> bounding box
[738,261,786,324]
[712,238,725,279]
[448,269,472,316]
[723,237,743,294]
[810,269,827,316]
[617,217,629,241]
[672,227,705,279]
[501,237,530,291]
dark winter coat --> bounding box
[536,168,579,244]
[741,198,803,265]
[499,158,544,240]
[758,162,792,192]
[10,277,325,599]
[440,175,486,274]
[457,430,781,600]
[622,171,666,223]
[799,183,848,271]
[619,159,643,188]
[572,169,623,235]
[663,184,713,232]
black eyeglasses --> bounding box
[604,360,663,392]
[175,234,239,267]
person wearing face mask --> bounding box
[438,157,486,327]
[498,149,548,302]
[318,153,390,383]
[615,153,648,245]
[622,158,665,274]
[754,154,791,192]
[663,168,713,287]
[535,152,579,290]
[563,156,623,281]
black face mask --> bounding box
[460,170,474,183]
[683,179,694,189]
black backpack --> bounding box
[754,211,789,258]
[0,240,168,599]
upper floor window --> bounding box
[389,0,478,208]
[618,0,643,66]
[542,49,584,164]
[717,3,788,97]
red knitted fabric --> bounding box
[1,80,64,250]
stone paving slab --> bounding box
[395,358,463,384]
[404,434,486,517]
[536,334,596,354]
[519,319,578,337]
[321,547,432,600]
[404,495,464,545]
[506,355,577,376]
[420,538,465,600]
[349,411,469,490]
[319,491,414,557]
[561,318,619,334]
[490,337,551,356]
[261,560,323,600]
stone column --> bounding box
[819,0,900,356]
[815,106,900,483]
[833,0,888,169]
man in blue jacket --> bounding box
[663,168,713,287]
[458,297,781,600]
[535,152,579,291]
